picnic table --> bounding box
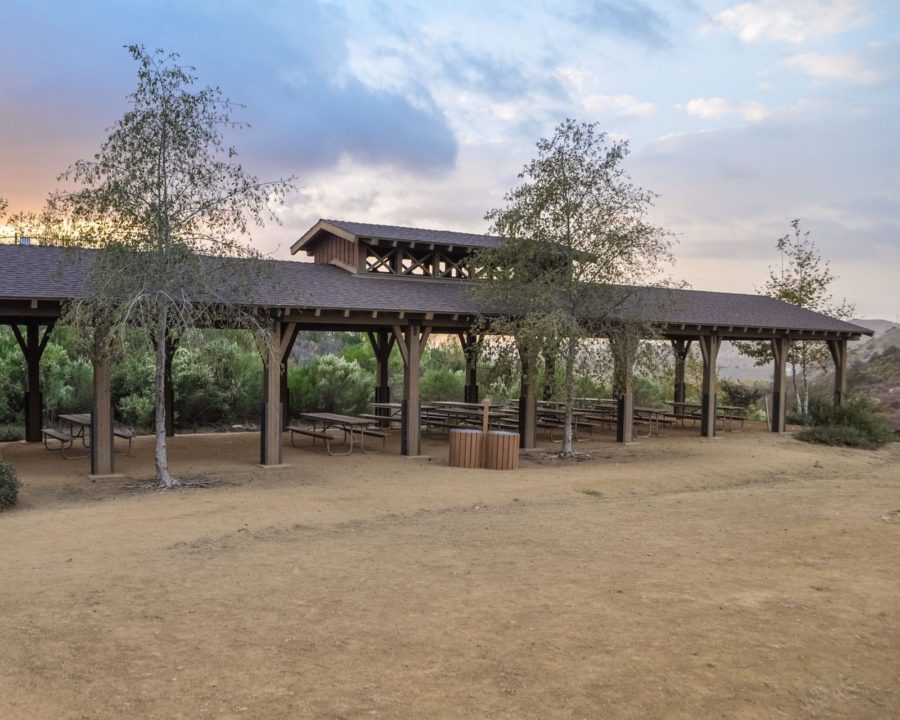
[290,412,385,455]
[670,402,747,431]
[42,413,134,457]
[366,402,403,428]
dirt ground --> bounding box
[1,423,898,719]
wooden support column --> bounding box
[542,346,557,401]
[698,335,721,437]
[671,339,691,419]
[11,322,54,442]
[90,353,114,476]
[611,332,637,444]
[259,319,287,466]
[367,330,396,410]
[393,323,430,456]
[280,323,299,430]
[827,338,848,407]
[457,331,480,403]
[164,336,176,437]
[771,337,789,433]
[518,350,537,449]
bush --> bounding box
[0,459,20,510]
[796,396,894,450]
[720,379,766,409]
[119,393,155,430]
[288,356,372,416]
[420,367,465,402]
[0,425,24,442]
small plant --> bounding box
[796,396,894,450]
[0,459,20,510]
[0,425,24,442]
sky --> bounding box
[1,0,898,320]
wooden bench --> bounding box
[114,428,134,455]
[287,425,347,455]
[359,413,399,428]
[42,428,73,456]
[359,428,386,454]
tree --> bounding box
[473,119,672,456]
[54,46,293,487]
[736,219,854,415]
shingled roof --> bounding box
[0,243,872,338]
[291,219,502,254]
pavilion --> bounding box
[0,219,871,476]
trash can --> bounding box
[484,431,519,470]
[448,428,483,468]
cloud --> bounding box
[571,0,672,47]
[683,97,771,122]
[583,94,657,118]
[784,52,884,85]
[707,0,869,44]
[0,0,459,194]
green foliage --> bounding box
[288,356,372,416]
[119,394,155,429]
[719,379,766,409]
[796,396,894,449]
[633,374,666,407]
[473,118,672,454]
[0,459,20,510]
[421,367,465,402]
[735,219,854,415]
[0,425,23,442]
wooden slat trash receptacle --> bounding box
[449,429,484,469]
[485,431,520,470]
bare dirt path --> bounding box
[1,427,898,719]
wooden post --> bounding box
[458,331,479,403]
[698,335,720,437]
[164,336,176,437]
[91,353,114,476]
[518,349,536,449]
[827,338,848,407]
[367,330,395,412]
[542,346,557,401]
[279,323,299,431]
[259,320,284,465]
[611,331,637,443]
[771,336,789,433]
[671,339,691,419]
[394,323,429,456]
[11,322,54,442]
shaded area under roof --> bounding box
[0,244,872,338]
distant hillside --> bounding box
[816,322,900,431]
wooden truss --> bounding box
[362,242,470,278]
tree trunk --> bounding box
[561,336,576,457]
[154,302,176,487]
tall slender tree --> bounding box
[736,219,854,415]
[54,46,293,487]
[474,119,672,456]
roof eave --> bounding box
[290,219,358,255]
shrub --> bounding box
[0,425,24,442]
[796,396,894,450]
[119,393,155,430]
[421,367,465,402]
[720,379,766,409]
[0,459,20,510]
[288,356,372,416]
